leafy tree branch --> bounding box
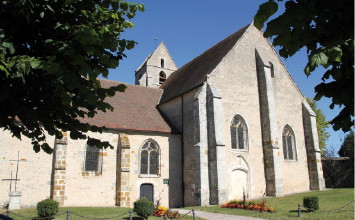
[254,0,354,132]
[0,0,144,153]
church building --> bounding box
[0,24,325,208]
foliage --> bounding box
[153,206,168,217]
[0,0,144,153]
[338,131,354,158]
[303,196,319,211]
[36,199,59,218]
[254,0,354,133]
[0,206,202,220]
[133,197,155,219]
[306,98,330,153]
[153,206,181,219]
[323,145,338,158]
[221,200,274,213]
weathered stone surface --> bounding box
[0,25,324,209]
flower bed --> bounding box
[221,200,275,213]
[153,206,181,219]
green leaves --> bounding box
[306,98,330,154]
[255,0,354,132]
[305,51,328,75]
[254,0,278,29]
[0,0,144,153]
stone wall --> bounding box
[322,157,354,188]
[0,130,54,207]
[0,129,181,208]
[136,42,177,88]
[51,133,68,205]
[206,25,315,199]
[127,132,182,208]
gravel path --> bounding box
[175,209,264,220]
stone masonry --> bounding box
[256,50,283,196]
[302,102,326,190]
[116,133,131,207]
[51,132,67,205]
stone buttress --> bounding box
[51,132,67,205]
[206,83,228,205]
[255,50,283,196]
[302,102,326,190]
[116,133,131,207]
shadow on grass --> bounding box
[289,209,313,213]
[0,214,14,220]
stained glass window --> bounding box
[140,150,148,174]
[282,125,296,160]
[140,140,159,175]
[149,151,157,175]
[231,115,248,151]
[84,145,100,172]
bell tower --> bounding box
[135,42,177,88]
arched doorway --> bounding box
[230,168,249,199]
[230,155,251,200]
[140,183,154,202]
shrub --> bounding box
[36,199,59,219]
[133,197,155,219]
[303,196,319,211]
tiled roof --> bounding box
[81,79,175,133]
[159,25,249,103]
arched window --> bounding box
[140,139,159,175]
[282,125,297,160]
[230,115,248,151]
[160,59,165,68]
[84,145,102,172]
[159,71,166,85]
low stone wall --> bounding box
[321,157,354,188]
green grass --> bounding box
[185,188,354,219]
[0,206,202,220]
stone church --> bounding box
[0,24,325,208]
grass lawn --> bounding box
[185,188,354,219]
[0,206,202,220]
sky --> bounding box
[107,0,347,153]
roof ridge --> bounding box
[161,24,250,91]
[159,25,250,103]
[100,78,162,91]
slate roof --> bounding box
[159,25,249,104]
[81,79,174,133]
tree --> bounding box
[254,0,354,133]
[338,131,354,158]
[0,0,144,153]
[306,98,330,154]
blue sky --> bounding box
[108,0,346,152]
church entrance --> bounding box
[140,184,154,202]
[230,169,248,200]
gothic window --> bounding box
[159,71,166,85]
[161,59,165,68]
[231,115,248,151]
[282,125,297,160]
[140,139,159,175]
[84,145,102,172]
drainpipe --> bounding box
[180,95,185,207]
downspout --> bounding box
[180,95,185,207]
